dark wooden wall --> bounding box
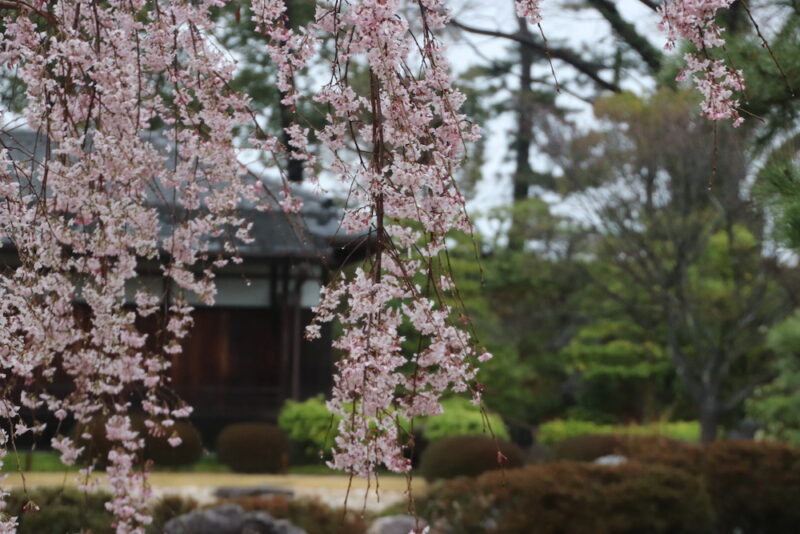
[171,307,333,424]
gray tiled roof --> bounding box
[1,128,363,265]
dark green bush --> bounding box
[626,439,800,533]
[144,421,203,467]
[72,414,203,468]
[621,435,702,472]
[420,462,712,534]
[5,487,113,534]
[4,488,205,534]
[419,434,524,481]
[216,422,288,473]
[702,440,800,534]
[222,495,367,534]
[550,434,625,462]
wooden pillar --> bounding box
[290,275,303,401]
[279,260,291,402]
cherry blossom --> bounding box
[659,0,745,126]
[300,0,488,479]
[0,0,263,529]
[516,0,544,26]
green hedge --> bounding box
[537,419,700,445]
[278,396,339,463]
[216,423,288,473]
[628,439,800,534]
[702,441,800,534]
[144,421,203,467]
[277,396,509,468]
[422,397,509,441]
[4,487,113,534]
[420,462,712,534]
[419,434,524,481]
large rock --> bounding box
[240,511,307,534]
[215,485,294,500]
[164,504,307,534]
[367,515,427,534]
[164,504,244,534]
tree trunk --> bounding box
[280,0,303,183]
[699,401,719,443]
[508,17,535,252]
[513,16,534,203]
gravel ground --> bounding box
[4,472,427,512]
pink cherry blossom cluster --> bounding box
[659,0,745,126]
[250,1,319,200]
[302,0,489,479]
[0,0,490,529]
[515,0,543,26]
[0,0,265,530]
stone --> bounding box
[593,454,628,466]
[367,515,427,534]
[215,485,294,500]
[241,511,307,534]
[164,504,245,534]
[727,419,761,440]
[164,504,308,534]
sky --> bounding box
[442,0,664,236]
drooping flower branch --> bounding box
[0,0,264,530]
[659,0,746,126]
[302,0,489,478]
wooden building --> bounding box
[163,198,362,429]
[1,128,364,435]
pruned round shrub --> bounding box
[419,462,712,534]
[621,435,702,471]
[702,440,800,534]
[216,423,288,473]
[419,434,524,481]
[71,413,203,468]
[143,421,203,467]
[550,434,625,462]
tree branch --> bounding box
[636,0,661,11]
[721,370,779,413]
[584,0,663,73]
[450,19,622,93]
